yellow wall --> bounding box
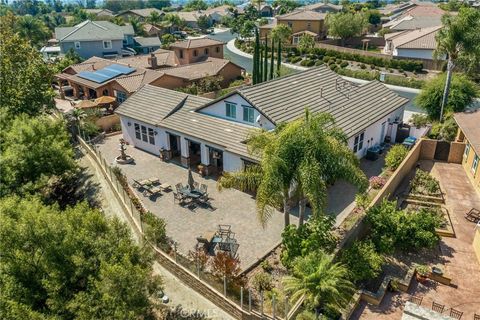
[277,19,324,36]
[474,229,480,264]
[461,137,480,194]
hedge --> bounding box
[335,68,425,88]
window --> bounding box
[292,36,300,45]
[243,106,254,123]
[353,132,365,153]
[472,154,479,175]
[134,123,141,140]
[116,91,127,103]
[193,49,198,57]
[102,89,109,96]
[103,40,112,49]
[216,46,220,53]
[225,102,236,119]
[464,143,470,158]
[147,128,155,145]
[141,125,148,142]
[74,41,81,49]
[287,21,293,28]
[204,48,209,55]
[307,22,311,30]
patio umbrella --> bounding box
[75,100,97,109]
[187,167,195,189]
[94,96,116,105]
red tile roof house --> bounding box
[115,66,408,173]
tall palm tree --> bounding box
[129,17,145,36]
[217,110,367,228]
[283,251,355,314]
[16,15,50,47]
[146,11,162,27]
[434,8,480,122]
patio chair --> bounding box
[173,192,185,204]
[409,295,423,306]
[449,308,463,320]
[200,184,208,194]
[175,183,183,192]
[193,181,199,190]
[132,179,143,188]
[432,302,445,313]
[218,224,231,237]
[465,208,480,222]
[474,313,480,320]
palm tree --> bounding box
[16,15,50,47]
[146,11,162,27]
[111,16,125,26]
[129,17,145,36]
[218,110,368,228]
[283,251,355,315]
[434,8,480,122]
[161,13,185,32]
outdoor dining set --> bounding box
[173,168,210,206]
[196,224,239,257]
[132,177,172,197]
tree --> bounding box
[184,0,208,11]
[253,27,260,84]
[147,0,171,9]
[263,35,268,82]
[434,8,480,121]
[129,16,146,36]
[384,145,409,170]
[326,12,368,46]
[161,33,176,48]
[197,14,211,30]
[13,14,50,48]
[0,116,77,198]
[161,13,185,30]
[269,37,275,80]
[276,38,282,75]
[0,196,163,319]
[415,73,478,120]
[340,240,383,282]
[271,24,292,45]
[366,9,381,25]
[298,34,315,54]
[0,13,55,117]
[283,251,355,314]
[209,252,241,281]
[218,111,368,228]
[146,10,162,26]
[272,0,300,15]
[239,20,256,39]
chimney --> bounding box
[147,52,158,70]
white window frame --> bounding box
[353,132,365,153]
[464,143,470,158]
[74,41,81,49]
[147,128,155,145]
[134,123,141,140]
[141,125,148,142]
[242,106,254,123]
[225,102,236,119]
[103,40,112,49]
[472,154,479,175]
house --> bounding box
[383,26,442,60]
[260,9,326,44]
[84,8,114,17]
[116,8,165,22]
[259,4,274,17]
[143,23,165,37]
[454,110,480,192]
[382,4,446,31]
[55,20,135,59]
[169,38,225,64]
[133,36,162,54]
[205,5,233,24]
[115,66,408,174]
[301,2,343,13]
[115,49,179,70]
[175,11,207,29]
[55,55,242,101]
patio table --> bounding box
[179,187,202,199]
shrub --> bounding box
[300,59,315,67]
[330,64,339,72]
[251,272,273,292]
[410,169,440,195]
[369,176,386,189]
[187,247,209,271]
[142,211,168,248]
[384,74,424,89]
[340,61,349,68]
[341,240,384,282]
[428,116,458,141]
[355,192,371,210]
[81,120,101,138]
[289,56,302,64]
[210,252,241,281]
[385,145,409,170]
[323,56,331,63]
[260,260,273,272]
[315,60,324,66]
[360,63,366,69]
[410,114,429,128]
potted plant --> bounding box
[388,279,399,292]
[197,164,206,176]
[416,264,430,283]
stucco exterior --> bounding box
[394,48,435,60]
[61,39,125,59]
[260,19,325,43]
[171,45,224,65]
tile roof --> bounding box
[161,57,240,80]
[116,50,179,69]
[387,26,441,50]
[176,11,204,22]
[84,9,113,16]
[277,9,326,21]
[201,66,409,138]
[120,8,164,17]
[170,37,225,49]
[454,109,480,153]
[204,5,233,16]
[134,36,162,47]
[55,20,134,41]
[114,70,164,93]
[115,85,255,158]
[384,15,443,30]
[302,3,342,11]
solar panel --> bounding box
[95,68,123,79]
[105,64,136,75]
[77,71,111,83]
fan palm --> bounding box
[434,8,480,121]
[129,17,145,36]
[146,11,162,27]
[283,251,355,314]
[16,15,50,47]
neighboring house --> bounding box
[169,38,225,65]
[55,55,242,101]
[383,4,446,31]
[454,110,480,193]
[134,36,162,54]
[143,23,166,37]
[205,5,233,24]
[176,11,206,28]
[260,9,327,44]
[383,26,442,60]
[84,8,114,17]
[55,20,135,59]
[117,8,165,22]
[301,2,343,13]
[116,49,179,69]
[259,4,274,17]
[116,66,408,173]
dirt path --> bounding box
[79,150,234,319]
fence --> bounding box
[77,135,286,320]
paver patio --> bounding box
[352,161,480,320]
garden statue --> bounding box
[115,138,134,164]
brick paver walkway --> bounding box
[352,161,480,320]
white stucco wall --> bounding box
[393,48,435,60]
[348,106,405,158]
[198,93,275,130]
[223,151,244,172]
[120,116,167,155]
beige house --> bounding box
[84,9,114,17]
[169,38,225,65]
[260,9,326,44]
[383,26,442,60]
[116,8,165,22]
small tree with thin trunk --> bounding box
[210,252,241,282]
[326,12,368,46]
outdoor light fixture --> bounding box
[154,131,158,135]
[127,122,131,126]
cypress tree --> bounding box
[263,36,268,82]
[259,47,263,83]
[270,37,275,80]
[253,28,260,84]
[276,38,282,77]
